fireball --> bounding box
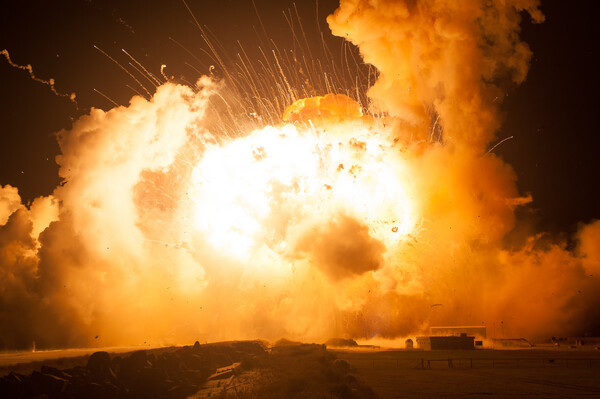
[190,94,417,265]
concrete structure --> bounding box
[491,338,533,348]
[417,334,475,350]
[430,326,487,339]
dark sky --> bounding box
[0,0,598,235]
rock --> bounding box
[119,350,149,386]
[122,350,148,372]
[332,359,351,374]
[207,362,241,380]
[0,372,28,398]
[128,367,168,397]
[87,351,112,380]
[193,340,201,351]
[40,365,70,379]
[29,371,68,397]
[166,383,197,399]
[0,340,274,398]
[83,381,120,399]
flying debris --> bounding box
[1,0,599,351]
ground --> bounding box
[334,347,600,398]
[1,343,600,398]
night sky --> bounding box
[1,0,598,236]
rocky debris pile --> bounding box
[249,342,376,399]
[0,341,376,398]
[192,342,377,399]
[0,340,266,399]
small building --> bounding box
[430,326,487,339]
[417,334,475,350]
[405,338,414,349]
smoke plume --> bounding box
[328,0,545,149]
[326,0,599,340]
[1,0,599,350]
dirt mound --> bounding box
[0,340,376,398]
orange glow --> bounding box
[191,94,416,262]
[3,0,599,351]
[283,93,366,125]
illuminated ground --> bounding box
[3,343,600,398]
[334,348,600,398]
[0,341,375,398]
[0,347,153,366]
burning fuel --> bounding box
[1,0,599,350]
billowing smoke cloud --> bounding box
[1,80,218,349]
[1,0,599,350]
[328,0,545,149]
[325,0,599,340]
[295,214,385,281]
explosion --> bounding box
[1,0,599,350]
[191,94,415,261]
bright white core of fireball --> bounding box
[190,123,416,260]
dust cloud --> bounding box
[1,1,599,350]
